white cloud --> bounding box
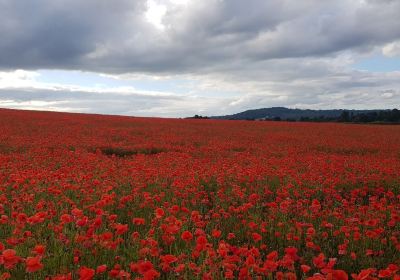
[0,70,40,88]
[0,70,180,98]
[382,41,400,57]
[145,0,167,30]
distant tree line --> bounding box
[241,109,400,123]
[190,109,400,123]
[187,115,209,119]
[295,109,400,123]
[336,109,400,123]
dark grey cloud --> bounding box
[0,0,147,70]
[1,0,400,73]
[247,0,400,60]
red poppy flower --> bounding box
[25,256,43,273]
[252,232,262,242]
[332,270,348,280]
[211,229,221,238]
[181,230,193,242]
[1,249,20,269]
[78,266,95,280]
[0,272,11,279]
[96,265,107,274]
[138,260,155,275]
[378,269,392,278]
[160,254,178,264]
[301,264,311,273]
[133,218,145,225]
[114,223,128,235]
[155,208,165,219]
[32,244,46,256]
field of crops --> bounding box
[0,109,399,279]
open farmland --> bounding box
[0,109,399,279]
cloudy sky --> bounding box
[1,0,400,117]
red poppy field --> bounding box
[0,109,399,279]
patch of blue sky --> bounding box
[353,54,400,72]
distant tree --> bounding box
[192,115,209,119]
[339,111,350,122]
[389,109,400,122]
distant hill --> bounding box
[211,107,385,121]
